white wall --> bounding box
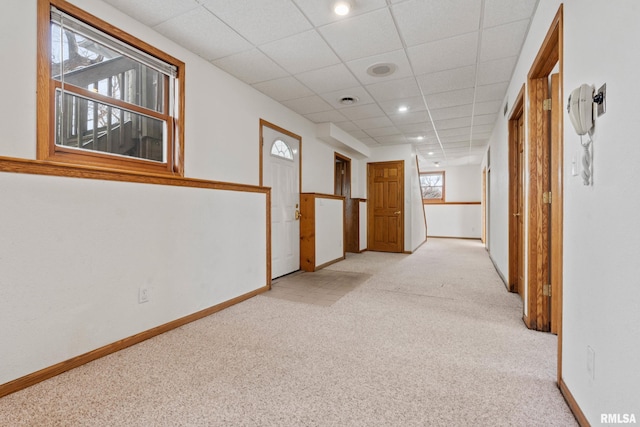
[359,200,367,251]
[486,0,640,423]
[425,204,481,239]
[0,171,267,385]
[314,197,344,266]
[562,0,640,422]
[423,164,482,238]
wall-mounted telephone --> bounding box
[567,84,594,135]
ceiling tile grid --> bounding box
[102,0,540,167]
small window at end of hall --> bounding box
[420,171,445,203]
[37,0,185,176]
[270,139,294,160]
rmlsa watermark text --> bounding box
[601,413,637,424]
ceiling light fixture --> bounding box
[416,136,424,141]
[428,151,434,155]
[398,105,409,113]
[334,1,351,16]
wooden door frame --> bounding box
[259,119,303,285]
[525,5,564,381]
[367,160,405,253]
[335,152,354,253]
[334,152,352,197]
[508,85,525,294]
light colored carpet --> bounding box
[0,238,577,426]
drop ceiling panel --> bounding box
[389,111,430,126]
[292,0,388,27]
[378,97,427,115]
[425,88,475,110]
[474,100,503,115]
[199,0,312,45]
[365,126,401,137]
[359,137,381,146]
[252,77,314,101]
[474,114,498,125]
[304,110,348,123]
[430,104,474,121]
[319,9,403,61]
[260,30,341,74]
[480,20,531,62]
[475,82,510,102]
[477,56,518,85]
[397,123,435,135]
[484,0,538,28]
[407,32,478,75]
[392,0,482,46]
[153,7,253,61]
[434,116,473,130]
[295,64,361,94]
[335,121,360,132]
[340,103,386,121]
[417,66,476,95]
[212,49,288,84]
[366,77,421,102]
[375,135,409,145]
[103,0,200,27]
[353,116,394,129]
[281,95,333,115]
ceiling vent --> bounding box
[367,62,397,77]
[339,96,359,105]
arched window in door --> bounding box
[270,139,294,161]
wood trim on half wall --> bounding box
[0,286,269,399]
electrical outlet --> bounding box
[587,346,595,380]
[138,287,150,304]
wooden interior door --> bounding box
[367,161,404,253]
[516,115,525,300]
[509,86,525,297]
[550,72,562,335]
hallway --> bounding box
[0,239,576,426]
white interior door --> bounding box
[262,125,300,279]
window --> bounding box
[420,171,445,203]
[37,0,185,176]
[270,139,293,160]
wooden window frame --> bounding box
[420,171,446,204]
[37,0,185,176]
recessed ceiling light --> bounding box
[398,106,409,113]
[334,1,351,16]
[366,62,397,77]
[339,96,359,105]
[428,151,434,156]
[416,136,424,141]
[434,161,440,167]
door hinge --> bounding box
[542,98,552,111]
[543,284,552,297]
[543,191,552,204]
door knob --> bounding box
[394,211,401,215]
[295,209,302,220]
[513,212,520,217]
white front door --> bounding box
[262,125,300,279]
